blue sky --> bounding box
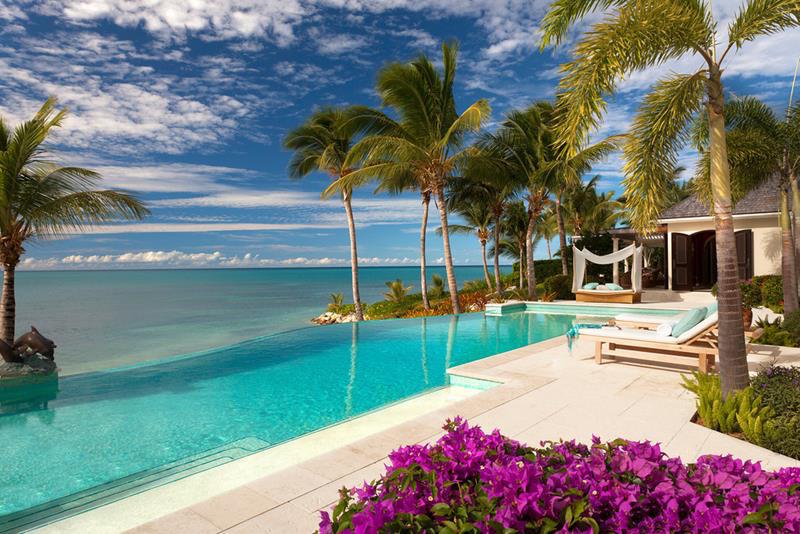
[1,0,799,270]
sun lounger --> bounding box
[579,313,720,372]
[612,312,685,328]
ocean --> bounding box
[12,266,507,375]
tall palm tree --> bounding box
[0,98,148,344]
[533,103,622,276]
[479,104,551,299]
[540,0,800,395]
[501,200,530,289]
[440,196,494,290]
[691,96,800,313]
[327,42,491,314]
[537,208,559,259]
[563,176,623,235]
[284,107,368,321]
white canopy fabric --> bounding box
[572,244,643,293]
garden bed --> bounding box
[318,418,800,533]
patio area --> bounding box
[40,320,800,534]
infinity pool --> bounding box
[0,307,675,528]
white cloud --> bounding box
[312,31,369,55]
[19,249,420,269]
[74,222,343,234]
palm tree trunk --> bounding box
[707,72,749,396]
[493,218,503,296]
[420,192,431,310]
[526,211,537,300]
[546,239,552,259]
[790,174,800,285]
[480,239,492,290]
[435,186,461,314]
[780,183,799,313]
[556,195,568,275]
[1,264,16,345]
[342,190,364,321]
[518,242,524,289]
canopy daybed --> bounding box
[572,245,643,304]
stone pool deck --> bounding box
[39,330,800,534]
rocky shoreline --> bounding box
[311,311,360,325]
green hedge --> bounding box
[542,274,573,300]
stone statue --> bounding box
[0,338,22,363]
[14,326,57,360]
[0,327,57,380]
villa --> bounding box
[606,176,784,292]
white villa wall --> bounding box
[663,213,781,289]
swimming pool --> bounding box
[0,306,677,529]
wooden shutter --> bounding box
[735,229,754,280]
[671,233,691,290]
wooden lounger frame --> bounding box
[574,290,642,304]
[581,324,761,373]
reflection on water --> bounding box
[0,376,59,416]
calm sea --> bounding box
[12,266,506,375]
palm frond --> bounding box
[551,0,713,157]
[726,0,800,53]
[539,0,624,47]
[622,71,706,232]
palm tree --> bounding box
[501,200,530,289]
[536,209,559,259]
[284,107,367,321]
[384,279,412,303]
[327,42,491,314]
[563,176,623,235]
[540,0,800,395]
[0,98,148,344]
[533,103,622,276]
[691,96,800,313]
[439,198,493,290]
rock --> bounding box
[311,311,360,325]
[0,353,57,379]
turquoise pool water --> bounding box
[0,307,676,527]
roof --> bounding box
[660,175,784,220]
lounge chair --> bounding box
[579,313,721,372]
[612,311,685,329]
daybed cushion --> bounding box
[575,289,635,295]
[674,312,717,343]
[671,307,706,338]
[583,282,599,290]
[606,283,624,291]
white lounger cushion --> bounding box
[578,312,718,345]
[614,312,684,325]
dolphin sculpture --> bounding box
[14,326,57,360]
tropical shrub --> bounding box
[541,274,573,300]
[384,279,412,303]
[761,276,785,313]
[327,292,344,312]
[739,280,763,310]
[752,366,800,460]
[779,310,800,343]
[681,372,772,444]
[429,274,445,299]
[319,418,800,533]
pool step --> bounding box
[0,437,269,534]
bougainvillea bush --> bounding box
[319,418,800,533]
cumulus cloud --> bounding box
[19,250,419,270]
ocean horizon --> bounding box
[13,265,510,375]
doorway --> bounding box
[671,229,753,290]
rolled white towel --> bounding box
[656,322,675,337]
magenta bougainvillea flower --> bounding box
[319,418,800,533]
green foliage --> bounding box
[327,292,344,312]
[756,326,797,347]
[542,274,573,301]
[751,366,800,460]
[779,310,800,342]
[429,274,445,299]
[760,276,784,312]
[739,280,762,309]
[681,372,773,444]
[384,279,412,303]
